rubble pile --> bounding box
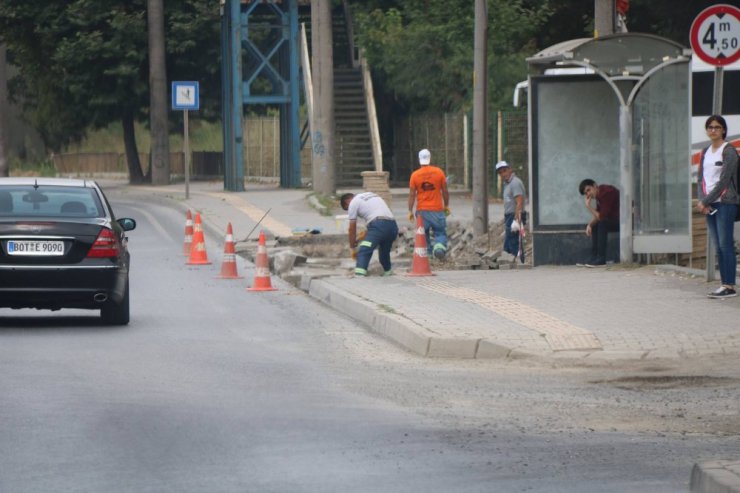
[393,218,532,271]
[236,217,532,289]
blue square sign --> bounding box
[172,81,199,110]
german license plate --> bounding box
[7,240,65,256]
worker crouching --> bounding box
[340,192,399,277]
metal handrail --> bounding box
[299,23,314,134]
[360,49,382,172]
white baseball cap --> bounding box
[419,149,431,165]
[495,160,510,171]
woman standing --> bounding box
[697,115,739,298]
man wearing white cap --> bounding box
[408,148,450,259]
[496,160,526,261]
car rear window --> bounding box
[0,186,104,218]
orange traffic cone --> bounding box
[406,215,434,276]
[186,213,212,265]
[183,209,193,256]
[217,223,243,279]
[247,230,277,291]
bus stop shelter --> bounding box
[525,33,692,266]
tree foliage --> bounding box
[353,0,550,112]
[0,0,220,156]
[532,0,727,49]
[351,0,725,113]
[0,0,728,157]
[0,0,149,151]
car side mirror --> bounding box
[117,217,137,231]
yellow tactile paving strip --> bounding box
[208,192,294,237]
[414,279,602,352]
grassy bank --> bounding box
[63,119,223,154]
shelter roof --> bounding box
[527,33,690,77]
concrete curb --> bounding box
[308,278,436,357]
[307,277,544,359]
[691,460,740,493]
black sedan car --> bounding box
[0,177,136,325]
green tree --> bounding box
[353,0,549,112]
[352,1,723,114]
[626,0,725,46]
[0,0,221,183]
[0,0,149,180]
[530,1,727,52]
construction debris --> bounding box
[237,217,532,289]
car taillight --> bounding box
[87,227,120,258]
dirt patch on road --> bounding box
[590,375,740,390]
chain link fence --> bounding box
[214,112,530,192]
[243,116,312,183]
[391,113,467,187]
[490,110,528,197]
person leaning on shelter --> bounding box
[340,192,399,277]
[408,149,450,260]
[697,115,739,299]
[578,178,619,268]
[495,161,526,262]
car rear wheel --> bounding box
[101,280,129,325]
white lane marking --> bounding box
[123,205,172,242]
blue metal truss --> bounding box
[222,0,302,191]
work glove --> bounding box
[408,212,415,222]
[444,207,451,217]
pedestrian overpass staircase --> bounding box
[301,2,378,187]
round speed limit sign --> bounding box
[690,4,740,66]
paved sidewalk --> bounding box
[309,266,740,361]
[109,179,739,492]
[112,179,740,363]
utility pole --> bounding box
[472,0,488,236]
[0,44,8,177]
[311,0,335,195]
[148,0,170,185]
[594,0,616,37]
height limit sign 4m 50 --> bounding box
[690,4,740,66]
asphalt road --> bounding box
[0,191,737,492]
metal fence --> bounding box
[391,113,467,187]
[490,110,528,196]
[390,110,529,195]
[243,116,312,183]
[51,112,530,191]
[241,112,529,191]
[53,152,223,178]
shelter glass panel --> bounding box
[533,77,620,227]
[632,62,691,253]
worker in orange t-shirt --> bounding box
[407,149,450,259]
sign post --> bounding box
[690,4,740,281]
[172,81,200,199]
